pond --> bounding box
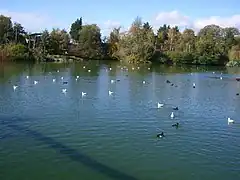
[0,61,240,180]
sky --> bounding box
[1,0,240,36]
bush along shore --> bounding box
[0,15,240,66]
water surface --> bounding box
[0,62,240,180]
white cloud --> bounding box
[1,9,240,36]
[152,10,240,32]
[0,9,67,33]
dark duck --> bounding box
[157,132,165,138]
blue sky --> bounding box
[1,0,240,35]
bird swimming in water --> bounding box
[13,85,18,90]
[173,106,179,110]
[157,103,164,108]
[170,112,175,119]
[166,80,171,83]
[172,122,179,127]
[157,132,165,138]
[228,117,234,124]
[193,83,196,88]
[63,81,68,84]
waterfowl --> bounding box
[157,103,164,108]
[83,66,86,69]
[88,69,91,72]
[81,92,86,97]
[171,83,174,86]
[62,89,67,93]
[61,77,64,80]
[108,90,113,95]
[148,67,150,70]
[166,80,171,83]
[111,80,115,83]
[172,122,179,127]
[173,106,178,110]
[142,81,146,84]
[193,83,196,88]
[63,81,68,84]
[220,77,223,80]
[236,93,239,96]
[76,76,79,79]
[228,117,234,124]
[109,68,112,71]
[53,79,56,82]
[34,81,38,85]
[170,112,175,119]
[117,79,120,82]
[157,132,165,138]
[13,85,18,90]
[26,76,29,79]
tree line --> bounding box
[0,14,240,66]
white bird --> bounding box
[228,117,234,124]
[157,103,164,108]
[61,77,64,80]
[34,81,38,85]
[137,67,140,69]
[76,76,79,79]
[148,67,150,70]
[82,92,86,97]
[88,69,91,72]
[111,80,115,84]
[53,79,56,82]
[26,76,29,79]
[108,90,113,95]
[13,85,18,90]
[132,67,135,70]
[75,78,78,81]
[57,70,60,72]
[142,81,146,84]
[83,66,86,69]
[170,112,175,119]
[109,67,112,71]
[62,89,67,93]
[193,83,196,88]
[220,77,223,80]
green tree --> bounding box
[116,17,155,63]
[77,24,103,58]
[70,18,82,42]
[107,27,120,59]
[0,15,13,44]
[49,28,70,55]
[12,22,26,44]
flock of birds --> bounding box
[11,65,238,139]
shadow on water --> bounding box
[0,116,138,180]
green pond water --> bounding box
[0,61,240,180]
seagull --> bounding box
[108,90,113,95]
[34,81,38,85]
[53,79,56,82]
[228,117,234,124]
[142,81,146,84]
[137,67,140,69]
[148,67,150,70]
[13,85,18,90]
[132,67,135,70]
[170,112,175,119]
[220,77,223,80]
[111,80,115,84]
[61,77,64,80]
[82,92,86,97]
[62,89,67,93]
[57,70,59,72]
[26,76,29,79]
[83,66,86,69]
[193,83,196,88]
[76,76,79,79]
[157,103,164,108]
[88,69,91,72]
[109,68,112,71]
